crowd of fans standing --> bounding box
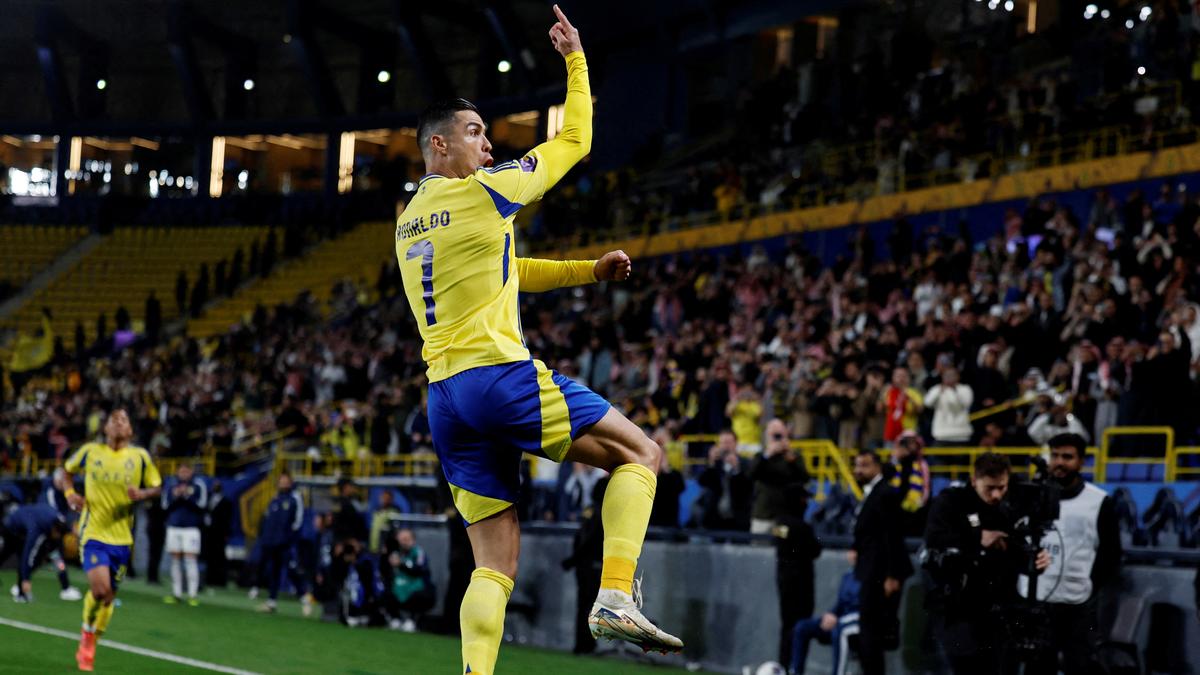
[2,178,1198,534]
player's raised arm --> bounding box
[516,250,631,293]
[534,4,592,188]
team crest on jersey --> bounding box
[124,459,135,471]
[519,155,537,172]
[94,460,103,467]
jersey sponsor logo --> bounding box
[89,469,136,485]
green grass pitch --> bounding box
[0,576,715,674]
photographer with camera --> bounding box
[1017,432,1121,675]
[749,418,809,535]
[922,453,1051,675]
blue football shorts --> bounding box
[428,359,611,524]
[81,540,131,589]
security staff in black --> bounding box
[851,450,913,675]
[1017,433,1120,675]
[923,453,1049,675]
[257,472,305,612]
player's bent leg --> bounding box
[566,408,683,653]
[83,566,112,627]
[78,566,111,672]
[565,406,658,472]
[460,508,519,675]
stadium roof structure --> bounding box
[0,0,849,136]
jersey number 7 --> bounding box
[406,240,437,326]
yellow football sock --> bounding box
[460,568,514,675]
[600,463,657,594]
[94,601,115,636]
[82,591,101,632]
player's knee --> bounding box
[92,585,112,602]
[628,435,660,472]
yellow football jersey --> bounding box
[397,51,592,382]
[65,442,162,546]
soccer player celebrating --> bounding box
[64,409,162,672]
[396,5,682,674]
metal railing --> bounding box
[0,424,295,481]
[676,426,1193,496]
[273,451,440,480]
[673,435,862,500]
[3,450,217,481]
[1100,426,1176,483]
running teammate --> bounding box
[64,409,163,672]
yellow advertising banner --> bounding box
[547,142,1200,261]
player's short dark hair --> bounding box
[417,98,479,151]
[856,449,882,467]
[1047,432,1087,458]
[974,452,1011,478]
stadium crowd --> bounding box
[2,4,1198,673]
[2,177,1198,527]
[531,0,1200,247]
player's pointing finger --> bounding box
[553,4,574,30]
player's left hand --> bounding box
[548,4,582,56]
[127,486,142,500]
[594,250,631,282]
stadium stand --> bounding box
[3,1,1200,672]
[0,225,88,299]
[2,226,270,344]
[186,222,392,338]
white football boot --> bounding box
[587,577,683,654]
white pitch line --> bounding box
[0,616,262,675]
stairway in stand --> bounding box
[187,221,393,338]
[3,226,267,344]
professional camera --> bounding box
[1000,458,1061,658]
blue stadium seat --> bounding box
[1142,487,1185,548]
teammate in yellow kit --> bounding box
[63,409,162,671]
[395,6,682,674]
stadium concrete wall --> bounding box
[123,517,1200,673]
[361,525,1200,674]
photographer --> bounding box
[749,418,809,535]
[923,453,1050,675]
[1017,433,1121,675]
[1026,392,1089,446]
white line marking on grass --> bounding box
[0,616,262,675]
